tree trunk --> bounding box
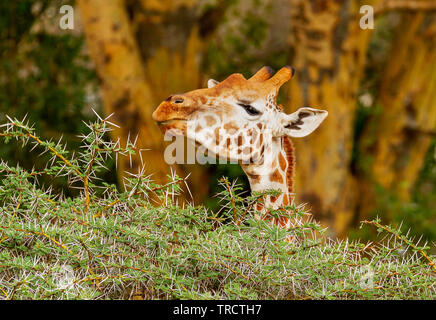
[126,0,225,202]
[357,13,436,220]
[287,0,379,237]
[77,0,226,202]
[77,0,171,185]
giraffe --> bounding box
[152,66,327,227]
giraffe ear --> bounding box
[207,79,219,88]
[283,107,328,138]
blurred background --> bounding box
[0,0,435,242]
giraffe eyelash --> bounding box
[237,103,261,116]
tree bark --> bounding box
[77,0,172,185]
[288,0,436,236]
[77,0,226,202]
[126,0,219,202]
[287,0,380,237]
[357,13,436,220]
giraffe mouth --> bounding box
[156,119,187,136]
[156,119,186,125]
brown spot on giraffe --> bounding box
[251,128,258,142]
[250,152,260,163]
[246,172,261,184]
[270,169,284,184]
[224,121,238,133]
[244,147,254,156]
[282,194,289,206]
[237,135,244,147]
[205,115,217,126]
[195,124,203,132]
[256,203,264,211]
[276,216,290,228]
[259,145,265,160]
[278,153,287,171]
[199,96,208,105]
[214,127,221,143]
[258,133,263,146]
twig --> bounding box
[362,220,436,272]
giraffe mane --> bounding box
[276,103,295,194]
[283,136,295,194]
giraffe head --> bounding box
[152,66,327,164]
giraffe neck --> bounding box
[241,136,295,210]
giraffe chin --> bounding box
[157,119,187,137]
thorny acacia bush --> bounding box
[0,115,435,300]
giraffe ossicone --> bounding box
[152,66,327,227]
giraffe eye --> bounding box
[238,103,261,116]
